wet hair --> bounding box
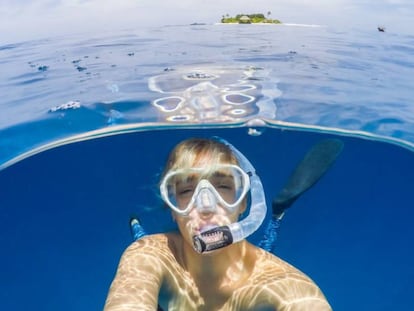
[161,138,239,179]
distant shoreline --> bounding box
[214,22,324,28]
[220,13,281,24]
[215,22,281,25]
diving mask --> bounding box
[160,137,267,254]
[160,164,250,216]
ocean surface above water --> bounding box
[0,23,414,311]
[1,23,414,169]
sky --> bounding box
[1,0,413,43]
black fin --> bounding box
[273,138,344,217]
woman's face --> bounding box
[171,157,245,250]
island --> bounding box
[221,12,281,24]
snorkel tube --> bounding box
[192,138,267,253]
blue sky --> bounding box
[1,0,413,43]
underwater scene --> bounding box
[1,24,413,310]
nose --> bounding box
[195,188,217,215]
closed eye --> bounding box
[176,180,196,198]
[178,187,195,195]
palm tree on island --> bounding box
[221,12,281,24]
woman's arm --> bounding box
[104,237,165,311]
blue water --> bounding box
[1,24,414,310]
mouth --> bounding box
[197,224,218,234]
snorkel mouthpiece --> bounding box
[193,226,233,253]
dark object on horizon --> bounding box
[378,26,385,32]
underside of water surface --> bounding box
[1,24,414,170]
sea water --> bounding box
[0,24,413,310]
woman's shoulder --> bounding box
[250,245,319,284]
[248,246,330,307]
[123,232,181,259]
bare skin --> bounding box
[104,232,331,311]
[105,148,331,310]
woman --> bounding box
[104,138,332,311]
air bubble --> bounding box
[247,128,266,136]
[246,118,266,127]
[246,118,267,136]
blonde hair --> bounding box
[161,138,239,178]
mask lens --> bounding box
[162,165,248,212]
[166,173,197,211]
[209,166,243,204]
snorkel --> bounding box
[192,138,267,253]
